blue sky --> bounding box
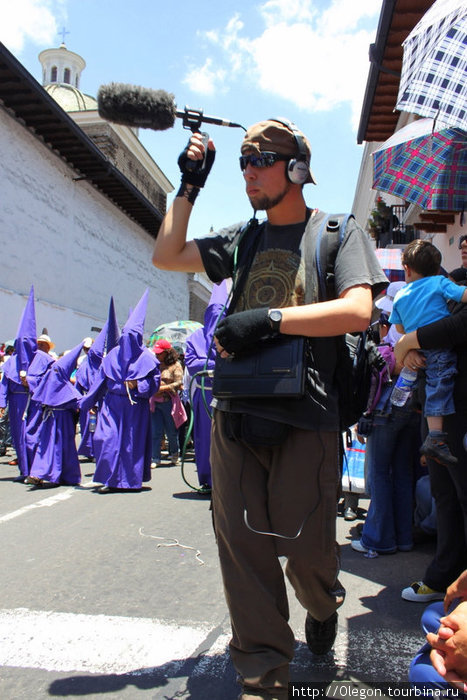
[1,0,383,238]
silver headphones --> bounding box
[271,117,310,185]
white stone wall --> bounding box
[0,106,189,353]
[431,220,466,274]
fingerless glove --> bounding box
[177,137,216,188]
[215,308,278,355]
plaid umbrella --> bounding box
[149,320,202,351]
[372,118,467,211]
[396,0,467,131]
[374,248,405,283]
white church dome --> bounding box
[39,43,97,112]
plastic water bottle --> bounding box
[88,413,97,433]
[390,367,418,407]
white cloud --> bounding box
[183,58,227,97]
[184,0,383,130]
[260,0,318,25]
[0,0,64,52]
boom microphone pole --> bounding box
[97,82,246,134]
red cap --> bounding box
[153,339,172,354]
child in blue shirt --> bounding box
[390,239,467,467]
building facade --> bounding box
[353,0,465,273]
[0,42,210,353]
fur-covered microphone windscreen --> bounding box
[97,83,177,130]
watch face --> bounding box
[270,309,282,323]
[269,309,282,331]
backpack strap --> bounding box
[302,212,353,304]
[315,214,353,302]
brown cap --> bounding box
[241,119,316,184]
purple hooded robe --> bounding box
[29,342,83,485]
[75,324,107,459]
[23,349,55,474]
[75,298,121,458]
[0,287,37,476]
[185,281,228,488]
[79,290,160,490]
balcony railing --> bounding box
[375,205,418,248]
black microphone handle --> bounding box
[185,132,210,172]
[174,108,245,130]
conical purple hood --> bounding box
[26,349,54,395]
[32,341,83,406]
[102,289,157,381]
[185,281,229,375]
[122,290,148,337]
[203,280,228,341]
[4,287,37,383]
[106,297,120,352]
[74,323,108,392]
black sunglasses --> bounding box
[239,152,290,171]
[459,235,467,249]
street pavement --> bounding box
[0,446,437,699]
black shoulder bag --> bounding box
[212,219,307,399]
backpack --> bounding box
[315,214,388,432]
[364,342,395,415]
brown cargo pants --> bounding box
[210,410,345,699]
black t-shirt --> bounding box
[195,211,388,430]
[450,267,467,284]
[418,294,467,413]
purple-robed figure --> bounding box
[23,348,55,474]
[185,281,228,489]
[28,342,84,486]
[79,290,160,491]
[75,297,120,459]
[0,287,37,477]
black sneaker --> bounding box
[305,611,338,655]
[420,433,458,466]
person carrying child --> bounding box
[390,239,467,467]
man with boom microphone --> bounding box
[152,120,387,699]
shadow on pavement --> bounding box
[47,653,238,699]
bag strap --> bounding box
[315,213,353,302]
[228,217,266,314]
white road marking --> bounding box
[0,606,422,680]
[190,631,231,678]
[0,489,75,524]
[0,608,213,674]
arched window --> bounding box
[64,67,71,84]
[51,66,57,82]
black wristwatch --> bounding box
[268,308,282,332]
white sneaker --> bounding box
[344,507,358,521]
[169,453,180,466]
[401,581,444,602]
[150,461,161,469]
[351,539,368,553]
